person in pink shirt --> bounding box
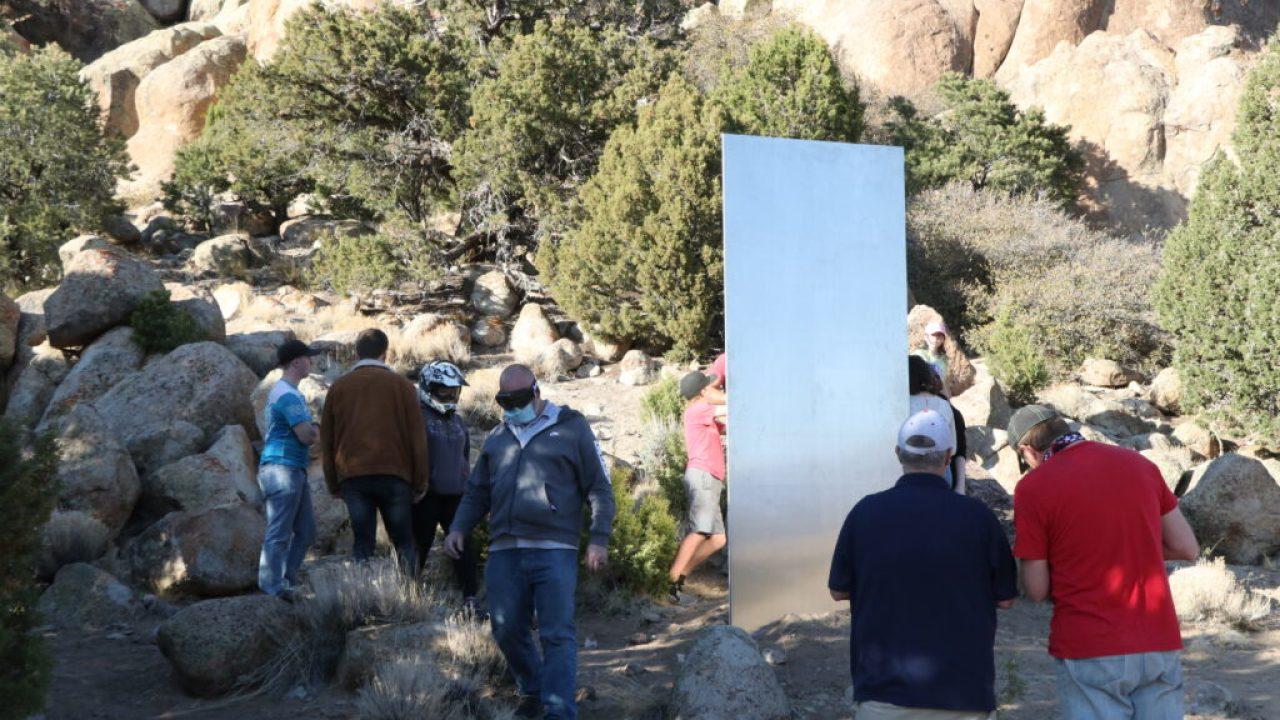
[710,352,727,390]
[667,370,727,602]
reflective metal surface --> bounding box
[722,135,908,632]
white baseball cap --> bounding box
[897,409,955,455]
[925,320,947,336]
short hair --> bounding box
[355,328,389,360]
[1021,417,1072,452]
[896,446,950,471]
[908,355,942,395]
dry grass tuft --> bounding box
[38,510,110,581]
[443,609,507,683]
[357,653,515,720]
[1170,557,1273,630]
[460,367,503,430]
[390,314,471,370]
[304,557,444,630]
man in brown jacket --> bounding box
[321,328,429,574]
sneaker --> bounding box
[515,695,544,719]
[666,579,684,604]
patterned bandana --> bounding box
[1043,432,1085,462]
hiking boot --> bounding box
[515,695,544,719]
[666,578,685,604]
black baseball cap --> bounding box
[277,339,322,367]
[680,371,717,400]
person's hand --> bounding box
[585,544,608,572]
[444,532,465,559]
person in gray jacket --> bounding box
[445,364,614,720]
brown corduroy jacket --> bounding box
[320,362,430,495]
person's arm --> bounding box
[404,384,430,496]
[702,386,727,405]
[281,393,318,446]
[320,390,339,495]
[828,512,856,604]
[950,403,967,494]
[1020,559,1051,602]
[576,417,615,550]
[1161,507,1200,561]
[989,512,1018,609]
[449,447,492,537]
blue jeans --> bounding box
[1056,652,1184,719]
[257,463,316,596]
[485,549,579,720]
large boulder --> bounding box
[510,303,560,364]
[0,293,18,370]
[671,625,792,720]
[535,339,584,380]
[1149,367,1182,414]
[132,502,266,597]
[308,460,350,553]
[1001,25,1256,232]
[1037,383,1154,440]
[228,327,296,377]
[906,305,976,396]
[471,316,507,349]
[966,472,1014,539]
[191,234,256,277]
[93,341,259,475]
[773,0,971,97]
[141,0,187,22]
[3,289,56,409]
[249,369,328,438]
[1180,454,1280,565]
[190,0,248,22]
[55,406,142,537]
[157,594,296,696]
[141,425,261,521]
[1173,420,1220,460]
[1140,445,1195,496]
[3,342,72,430]
[618,349,658,387]
[124,34,248,200]
[80,22,222,137]
[166,283,229,344]
[1078,358,1141,388]
[37,327,145,435]
[470,270,518,318]
[212,281,256,321]
[8,0,159,63]
[996,0,1107,76]
[951,360,1011,429]
[973,0,1023,77]
[36,564,142,630]
[44,246,164,349]
[58,235,112,267]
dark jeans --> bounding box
[341,474,417,575]
[412,492,478,597]
[486,549,579,720]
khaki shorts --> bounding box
[683,467,725,536]
[854,701,993,720]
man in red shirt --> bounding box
[666,370,727,602]
[1009,405,1200,719]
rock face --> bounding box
[45,246,164,348]
[1180,454,1280,565]
[125,34,248,199]
[973,0,1023,77]
[37,564,141,630]
[55,406,142,537]
[228,327,296,377]
[142,425,261,520]
[157,595,295,696]
[773,0,972,98]
[0,293,18,370]
[9,0,159,63]
[510,303,560,364]
[37,327,145,434]
[951,360,1011,429]
[83,23,220,134]
[2,342,71,429]
[470,270,518,318]
[1002,25,1257,232]
[141,0,187,22]
[671,625,792,720]
[996,0,1108,75]
[1078,358,1140,388]
[58,235,112,267]
[93,341,259,475]
[132,502,266,597]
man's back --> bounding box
[829,474,1016,713]
[1013,441,1181,659]
[321,364,428,492]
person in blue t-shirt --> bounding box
[258,339,323,601]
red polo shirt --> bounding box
[1013,441,1182,659]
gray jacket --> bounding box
[450,405,615,548]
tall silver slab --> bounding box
[723,135,908,632]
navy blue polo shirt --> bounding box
[828,473,1017,713]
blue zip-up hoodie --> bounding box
[450,405,615,548]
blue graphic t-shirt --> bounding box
[260,380,313,469]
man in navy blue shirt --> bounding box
[829,409,1017,720]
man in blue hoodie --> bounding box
[445,364,615,720]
